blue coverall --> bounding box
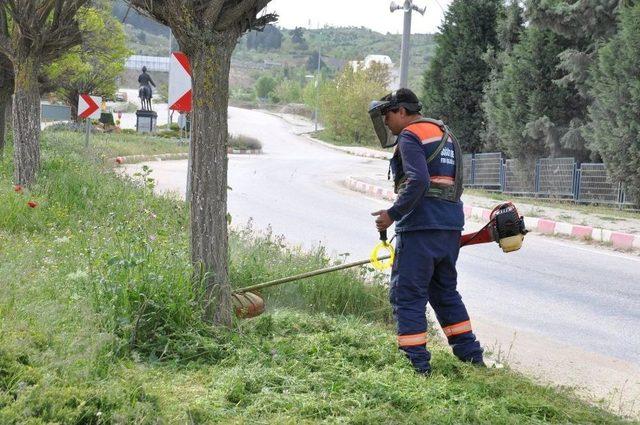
[386,121,483,374]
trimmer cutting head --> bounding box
[232,291,265,319]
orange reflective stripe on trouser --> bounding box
[442,320,472,338]
[397,332,427,347]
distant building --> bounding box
[349,55,398,90]
[350,54,394,72]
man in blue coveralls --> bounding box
[369,88,484,374]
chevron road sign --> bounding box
[78,94,101,119]
[169,52,192,112]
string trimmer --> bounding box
[232,202,528,319]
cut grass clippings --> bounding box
[0,132,632,423]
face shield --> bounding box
[368,100,397,148]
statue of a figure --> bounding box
[138,66,156,111]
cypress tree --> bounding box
[521,0,632,160]
[586,2,640,205]
[422,0,502,153]
[484,27,587,163]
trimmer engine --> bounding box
[460,202,528,252]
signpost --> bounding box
[78,94,102,148]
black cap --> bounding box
[380,88,422,113]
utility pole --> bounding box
[390,1,426,89]
[315,41,321,132]
[314,24,322,132]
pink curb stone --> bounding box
[571,225,593,239]
[611,232,635,250]
[537,219,556,234]
[482,209,491,221]
[463,205,472,217]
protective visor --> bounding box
[368,100,397,148]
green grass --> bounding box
[0,132,632,423]
[310,129,383,149]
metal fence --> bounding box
[503,159,535,194]
[462,152,636,207]
[462,154,473,186]
[535,157,576,198]
[576,163,621,204]
[467,152,502,189]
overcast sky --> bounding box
[262,0,453,34]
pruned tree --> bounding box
[127,0,277,327]
[44,6,130,120]
[0,0,90,186]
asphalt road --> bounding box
[123,107,640,415]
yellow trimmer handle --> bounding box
[371,230,395,271]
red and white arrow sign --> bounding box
[169,52,192,112]
[78,94,102,119]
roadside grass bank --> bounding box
[310,129,380,149]
[0,133,630,423]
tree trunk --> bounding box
[66,91,79,123]
[0,87,10,159]
[12,57,41,186]
[189,37,236,327]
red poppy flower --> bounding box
[27,201,38,208]
[14,185,23,193]
[115,157,124,164]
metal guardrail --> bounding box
[462,153,636,207]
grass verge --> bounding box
[0,132,631,423]
[310,129,382,149]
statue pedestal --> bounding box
[136,110,157,133]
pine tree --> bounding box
[422,0,502,153]
[586,2,640,205]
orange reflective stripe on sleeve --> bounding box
[397,332,427,347]
[442,320,472,338]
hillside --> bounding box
[113,1,436,92]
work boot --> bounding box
[415,367,432,376]
[400,345,432,376]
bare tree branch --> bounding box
[250,12,278,31]
[36,0,57,28]
[203,0,225,24]
[215,0,271,30]
[51,0,64,28]
[127,0,171,26]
